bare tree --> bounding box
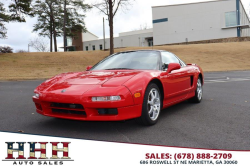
[29,37,49,52]
[93,0,133,55]
[133,23,152,31]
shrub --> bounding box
[0,46,13,53]
[16,49,28,53]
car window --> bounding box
[161,52,181,65]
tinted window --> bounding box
[91,51,160,70]
[161,52,180,65]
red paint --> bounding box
[167,63,181,73]
[33,61,203,121]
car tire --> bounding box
[136,83,162,126]
[189,77,203,103]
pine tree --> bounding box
[33,0,62,52]
[0,2,10,39]
[8,0,33,22]
[61,0,91,51]
[0,0,33,39]
[33,0,90,52]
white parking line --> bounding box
[205,77,229,82]
[205,76,227,79]
[205,77,250,84]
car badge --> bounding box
[61,89,66,93]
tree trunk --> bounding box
[109,0,114,55]
[53,26,57,52]
[50,16,53,52]
[63,0,67,52]
[51,8,57,52]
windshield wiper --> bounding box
[105,68,134,70]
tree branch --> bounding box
[92,3,108,16]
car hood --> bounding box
[37,71,143,94]
[63,71,142,86]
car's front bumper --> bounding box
[32,85,142,121]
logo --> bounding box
[3,142,73,165]
[61,89,66,93]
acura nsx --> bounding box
[33,50,204,125]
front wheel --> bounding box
[189,77,203,103]
[136,83,162,126]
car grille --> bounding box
[52,109,86,116]
[50,103,84,109]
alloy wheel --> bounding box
[147,88,161,121]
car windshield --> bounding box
[91,51,160,70]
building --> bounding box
[66,31,99,51]
[82,28,153,51]
[68,0,250,51]
[152,0,250,45]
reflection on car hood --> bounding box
[63,71,142,86]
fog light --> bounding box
[98,108,118,115]
[92,96,121,102]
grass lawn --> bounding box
[0,42,250,80]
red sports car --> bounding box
[33,50,204,125]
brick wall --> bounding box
[72,30,83,51]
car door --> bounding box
[160,52,191,104]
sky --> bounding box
[0,0,250,52]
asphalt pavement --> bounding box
[0,71,250,150]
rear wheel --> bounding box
[189,77,203,103]
[137,83,162,126]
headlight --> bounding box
[92,96,121,102]
[34,93,40,98]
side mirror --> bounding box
[167,63,181,73]
[86,66,93,71]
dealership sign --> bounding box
[1,132,250,166]
[6,142,70,159]
[3,141,72,165]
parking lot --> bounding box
[0,71,249,150]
